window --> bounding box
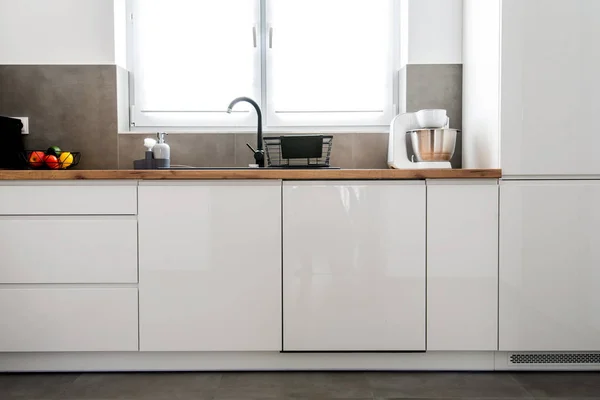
[129,0,400,131]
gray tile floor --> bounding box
[0,371,599,400]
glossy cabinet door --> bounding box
[427,181,498,351]
[0,288,138,352]
[138,181,282,351]
[0,217,138,284]
[0,182,137,215]
[283,181,426,351]
[501,0,600,175]
[500,181,600,351]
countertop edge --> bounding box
[0,169,502,180]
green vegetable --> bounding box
[46,146,62,157]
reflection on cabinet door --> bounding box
[283,181,426,351]
[138,181,282,352]
[500,181,600,351]
[501,0,600,175]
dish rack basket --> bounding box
[263,135,333,168]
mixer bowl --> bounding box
[409,129,458,162]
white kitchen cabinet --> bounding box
[499,181,600,351]
[0,217,137,284]
[427,180,498,351]
[0,181,137,215]
[138,181,282,352]
[501,0,600,175]
[464,0,600,175]
[0,288,138,352]
[282,181,426,351]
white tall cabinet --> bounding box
[464,0,600,175]
[465,0,600,354]
[282,181,426,351]
[138,181,282,352]
[499,181,600,351]
[501,0,600,176]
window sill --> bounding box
[121,126,390,134]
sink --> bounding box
[159,166,340,170]
[160,166,258,170]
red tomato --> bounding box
[28,151,45,168]
[44,155,60,169]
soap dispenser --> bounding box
[153,132,171,168]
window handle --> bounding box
[269,27,273,48]
[252,26,257,48]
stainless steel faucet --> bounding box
[227,97,265,168]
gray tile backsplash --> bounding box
[1,63,462,170]
[0,65,119,169]
[119,132,391,169]
[352,132,390,169]
[119,133,236,169]
[405,64,463,168]
[328,133,354,170]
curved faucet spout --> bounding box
[227,97,264,167]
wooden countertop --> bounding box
[0,169,501,180]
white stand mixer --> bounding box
[388,109,458,169]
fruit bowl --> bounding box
[20,151,81,170]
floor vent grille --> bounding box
[509,353,600,365]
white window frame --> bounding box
[126,0,402,133]
[127,0,262,130]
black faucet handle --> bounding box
[246,142,265,167]
[254,150,264,164]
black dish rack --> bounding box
[263,135,333,168]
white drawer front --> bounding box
[0,182,137,215]
[0,288,138,352]
[0,217,137,284]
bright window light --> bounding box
[130,0,398,129]
[267,0,393,122]
[132,0,260,126]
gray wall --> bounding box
[0,65,118,169]
[118,132,390,170]
[0,64,462,170]
[405,64,463,168]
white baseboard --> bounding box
[0,352,494,372]
[2,351,599,372]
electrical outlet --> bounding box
[12,117,29,134]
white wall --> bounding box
[408,0,463,64]
[113,0,128,68]
[0,0,463,66]
[0,0,115,64]
[462,0,500,169]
